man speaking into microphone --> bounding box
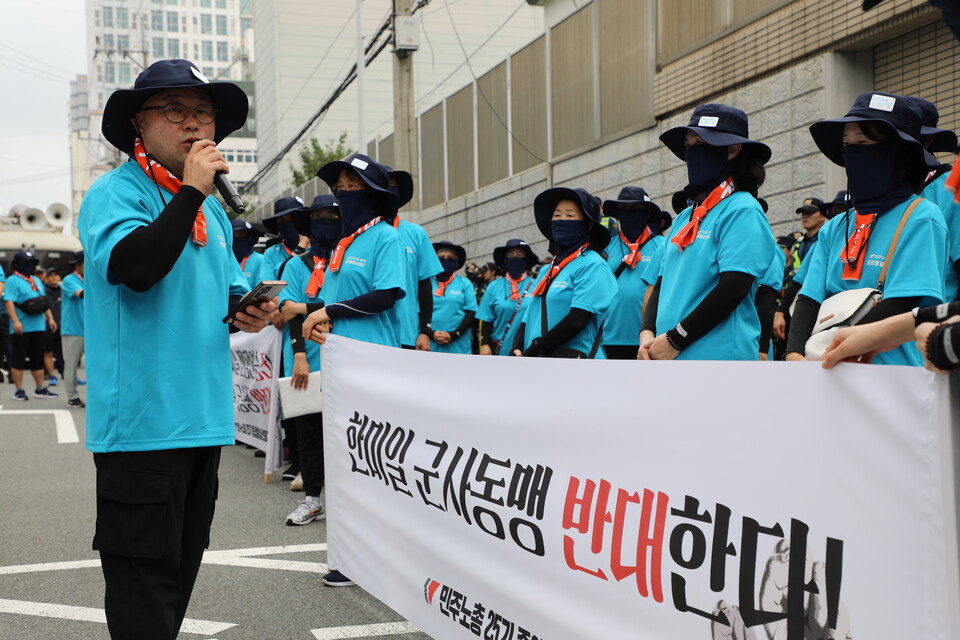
[78,59,275,640]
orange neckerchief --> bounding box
[434,273,454,297]
[506,272,527,301]
[619,227,653,268]
[840,209,877,281]
[133,138,206,247]
[392,215,401,229]
[945,157,960,203]
[240,255,249,271]
[329,216,383,273]
[670,178,735,251]
[533,243,590,297]
[921,169,940,192]
[14,272,38,292]
[305,256,327,297]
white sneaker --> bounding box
[286,496,324,526]
[290,472,304,491]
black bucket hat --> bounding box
[68,251,84,265]
[432,241,467,271]
[493,238,539,269]
[671,190,691,214]
[316,154,399,215]
[13,251,39,271]
[262,196,305,234]
[809,92,939,168]
[820,190,852,218]
[906,96,958,154]
[796,197,823,215]
[660,103,772,164]
[101,59,249,156]
[533,187,611,250]
[292,194,340,236]
[603,186,662,218]
[381,165,414,208]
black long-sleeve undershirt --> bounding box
[777,279,801,315]
[640,278,662,335]
[664,272,755,350]
[522,307,594,357]
[447,310,476,342]
[418,278,433,334]
[288,315,306,353]
[109,185,205,292]
[785,294,919,356]
[480,321,492,347]
[755,285,778,354]
[324,287,403,319]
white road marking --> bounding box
[0,599,236,635]
[311,622,422,639]
[0,559,100,575]
[0,409,78,443]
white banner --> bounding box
[230,328,283,477]
[321,336,960,640]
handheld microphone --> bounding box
[215,172,245,214]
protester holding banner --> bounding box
[601,187,666,360]
[785,92,950,365]
[511,187,618,359]
[276,194,340,525]
[231,218,263,291]
[477,239,539,356]
[429,241,477,354]
[79,59,275,639]
[640,103,774,361]
[385,167,442,350]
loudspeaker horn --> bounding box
[8,204,29,219]
[45,202,70,226]
[21,207,50,230]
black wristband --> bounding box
[915,301,960,326]
[927,323,960,371]
[665,326,688,351]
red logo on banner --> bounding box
[423,578,441,604]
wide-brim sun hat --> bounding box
[660,103,772,165]
[316,154,399,215]
[381,166,414,208]
[493,238,539,269]
[906,96,959,154]
[102,59,249,156]
[262,196,304,234]
[432,241,467,271]
[533,186,611,250]
[809,92,939,168]
[68,251,84,265]
[603,186,663,234]
[293,194,340,236]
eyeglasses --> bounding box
[310,209,339,220]
[139,103,217,125]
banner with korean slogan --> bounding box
[320,335,960,640]
[230,327,283,479]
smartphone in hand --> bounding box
[223,280,287,324]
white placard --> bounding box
[230,328,283,476]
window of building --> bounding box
[216,15,227,35]
[102,6,114,27]
[216,0,227,8]
[239,0,251,12]
[116,7,129,29]
[167,11,178,32]
[201,14,212,34]
[202,40,213,61]
[240,17,252,36]
[202,66,214,77]
[152,37,164,58]
[167,38,180,57]
[217,41,229,62]
[166,0,178,5]
[245,154,253,163]
[150,10,163,31]
[104,62,115,84]
[200,0,211,6]
[94,8,100,27]
[103,33,115,51]
[117,35,130,52]
[118,62,131,85]
[224,152,234,162]
[217,67,229,77]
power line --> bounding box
[0,42,79,77]
[0,55,73,84]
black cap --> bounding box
[796,197,823,215]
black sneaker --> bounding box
[322,570,355,587]
[67,398,85,408]
[281,464,299,481]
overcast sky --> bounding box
[0,0,87,213]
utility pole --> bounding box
[357,0,366,155]
[393,0,419,211]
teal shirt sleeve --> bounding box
[571,255,618,315]
[372,231,406,294]
[476,281,497,323]
[760,242,786,290]
[639,240,665,287]
[416,226,442,281]
[880,202,949,304]
[463,276,479,313]
[714,199,771,277]
[797,227,830,304]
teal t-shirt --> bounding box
[79,160,249,452]
[430,273,478,354]
[639,241,665,287]
[921,172,960,301]
[760,240,786,290]
[604,234,665,346]
[320,221,405,347]
[258,242,299,282]
[5,274,47,333]
[521,249,618,357]
[60,272,85,336]
[657,191,774,361]
[395,219,442,346]
[239,251,264,291]
[278,255,322,375]
[799,195,949,366]
[476,275,536,355]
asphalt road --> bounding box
[0,374,432,640]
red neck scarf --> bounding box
[840,209,877,281]
[533,243,589,297]
[15,272,38,292]
[392,215,401,229]
[240,255,249,270]
[506,272,527,300]
[329,216,383,273]
[619,227,653,268]
[435,273,454,297]
[133,138,207,247]
[671,178,735,251]
[305,256,327,297]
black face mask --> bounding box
[277,220,300,249]
[336,190,380,234]
[686,143,732,193]
[551,219,591,250]
[842,142,914,215]
[310,218,341,257]
[438,258,458,280]
[233,235,254,261]
[14,261,37,277]
[617,211,650,242]
[504,257,527,279]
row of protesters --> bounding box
[3,251,59,400]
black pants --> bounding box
[297,412,324,496]
[604,344,639,360]
[93,446,221,640]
